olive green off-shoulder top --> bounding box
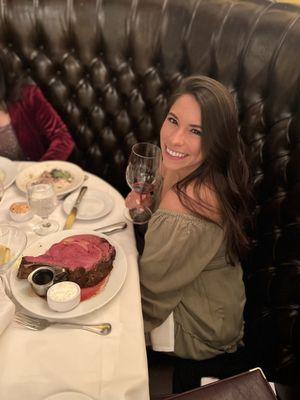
[140,209,246,360]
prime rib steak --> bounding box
[17,234,116,288]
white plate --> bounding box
[10,229,127,320]
[15,160,85,196]
[43,392,93,400]
[63,189,114,220]
[0,156,18,190]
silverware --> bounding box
[64,186,88,229]
[14,313,111,335]
[94,221,127,235]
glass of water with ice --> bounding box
[27,183,59,235]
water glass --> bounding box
[27,183,59,235]
[0,180,4,203]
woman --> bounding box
[0,57,74,161]
[128,76,253,392]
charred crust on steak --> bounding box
[67,261,114,288]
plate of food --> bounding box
[0,156,18,190]
[15,160,85,196]
[10,229,127,319]
[63,189,114,220]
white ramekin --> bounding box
[47,281,81,312]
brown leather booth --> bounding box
[0,0,299,397]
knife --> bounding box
[94,221,127,235]
[64,186,88,229]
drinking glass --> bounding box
[0,180,4,203]
[125,142,162,224]
[0,225,27,297]
[27,183,59,235]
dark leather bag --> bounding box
[154,369,277,400]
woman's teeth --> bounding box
[166,147,186,158]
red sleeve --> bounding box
[26,86,74,161]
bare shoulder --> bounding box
[160,183,221,222]
[189,183,221,223]
[159,188,187,213]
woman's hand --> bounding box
[125,191,153,210]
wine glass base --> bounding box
[124,207,152,225]
[33,220,59,236]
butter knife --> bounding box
[94,221,127,235]
[64,186,88,229]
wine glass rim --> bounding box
[131,142,161,159]
[0,224,27,237]
[26,182,55,191]
[0,224,27,271]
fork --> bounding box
[14,313,111,335]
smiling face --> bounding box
[160,94,204,176]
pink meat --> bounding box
[23,234,114,272]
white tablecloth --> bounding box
[0,163,149,400]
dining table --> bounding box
[0,161,150,400]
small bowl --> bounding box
[9,202,32,222]
[47,281,81,312]
[27,266,68,297]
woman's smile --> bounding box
[164,145,188,159]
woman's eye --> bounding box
[190,128,202,136]
[167,116,178,125]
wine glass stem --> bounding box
[1,273,12,298]
[41,217,51,228]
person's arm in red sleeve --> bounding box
[28,86,74,161]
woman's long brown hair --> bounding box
[170,76,252,265]
[0,54,24,106]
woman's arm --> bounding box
[28,86,74,161]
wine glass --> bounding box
[0,180,4,203]
[0,225,27,297]
[125,142,162,224]
[27,183,59,235]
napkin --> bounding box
[0,277,15,335]
[150,312,174,352]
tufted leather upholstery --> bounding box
[0,0,299,386]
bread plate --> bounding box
[63,189,114,220]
